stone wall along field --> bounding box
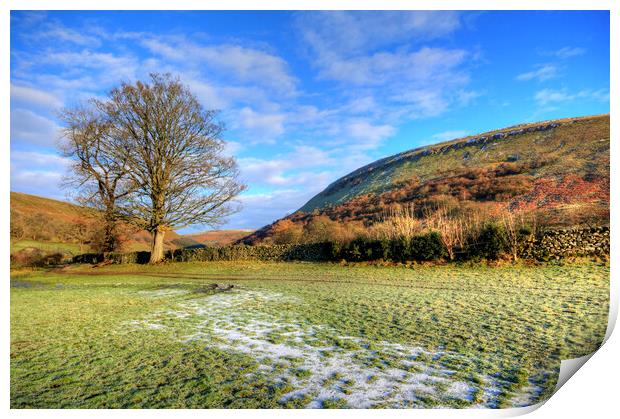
[71,226,609,264]
[519,226,609,260]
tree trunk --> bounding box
[103,209,116,253]
[149,228,166,263]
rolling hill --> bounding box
[10,192,209,253]
[242,114,609,244]
[10,192,255,255]
[184,230,255,247]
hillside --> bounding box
[242,114,609,244]
[10,192,188,254]
[9,192,256,254]
[185,230,254,247]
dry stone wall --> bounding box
[519,226,609,260]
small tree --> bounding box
[501,209,523,262]
[10,211,26,241]
[368,204,422,241]
[270,219,304,244]
[27,213,47,241]
[303,216,336,243]
[72,220,92,253]
[106,74,245,263]
[425,206,464,260]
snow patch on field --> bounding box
[137,289,190,298]
[127,288,539,408]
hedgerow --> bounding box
[70,226,608,265]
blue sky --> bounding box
[10,10,610,232]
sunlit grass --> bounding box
[11,260,609,408]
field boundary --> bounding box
[70,226,609,265]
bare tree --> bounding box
[10,211,26,241]
[27,213,47,241]
[501,208,525,262]
[58,104,132,253]
[425,206,464,260]
[369,203,422,240]
[72,220,92,253]
[105,73,246,263]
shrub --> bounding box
[390,236,411,263]
[327,241,343,260]
[10,248,68,267]
[380,238,391,260]
[469,223,508,260]
[346,242,362,261]
[411,232,448,261]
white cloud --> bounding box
[11,83,63,110]
[12,11,48,27]
[10,151,71,198]
[315,47,468,86]
[346,96,377,114]
[346,120,395,149]
[41,50,139,82]
[390,89,451,119]
[224,187,323,228]
[516,64,558,82]
[223,140,244,157]
[298,11,462,57]
[186,78,275,111]
[10,170,65,199]
[237,107,285,141]
[11,108,61,147]
[457,90,483,106]
[292,145,333,164]
[534,88,609,105]
[140,37,298,95]
[186,79,228,109]
[238,145,334,187]
[15,14,101,47]
[11,150,70,168]
[297,12,473,124]
[38,23,100,46]
[239,157,290,185]
[534,89,572,105]
[30,74,95,93]
[554,46,586,59]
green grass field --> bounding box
[10,261,609,408]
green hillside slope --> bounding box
[243,114,609,244]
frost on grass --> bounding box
[136,288,190,298]
[127,289,540,408]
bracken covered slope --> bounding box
[10,192,190,252]
[242,114,609,244]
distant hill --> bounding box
[242,114,609,244]
[10,192,186,253]
[185,230,254,247]
[11,191,94,227]
[10,192,255,254]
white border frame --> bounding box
[2,2,616,418]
